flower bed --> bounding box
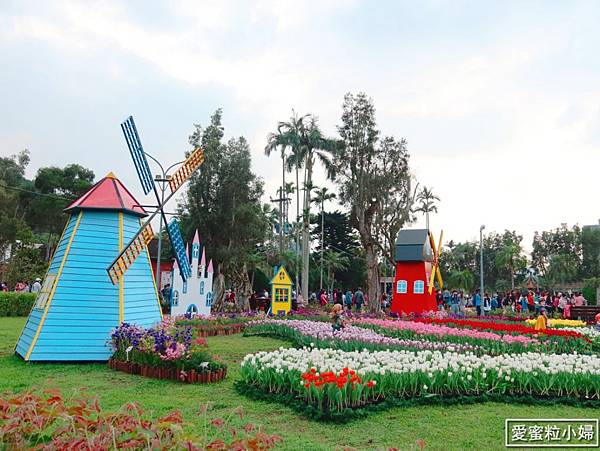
[109,320,226,384]
[245,319,478,353]
[353,318,541,354]
[414,318,590,341]
[525,318,587,328]
[239,347,600,420]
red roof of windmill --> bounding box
[64,172,147,217]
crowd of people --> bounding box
[0,278,42,293]
[435,288,589,318]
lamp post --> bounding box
[480,224,485,317]
[144,153,185,290]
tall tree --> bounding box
[331,92,414,311]
[448,269,475,292]
[0,150,32,261]
[268,112,334,299]
[414,186,439,231]
[311,186,336,290]
[312,210,366,290]
[582,225,600,279]
[531,224,582,276]
[182,109,268,311]
[265,128,289,260]
[546,253,579,288]
[323,250,350,293]
[28,164,95,259]
[495,243,525,290]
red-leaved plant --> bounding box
[0,389,282,450]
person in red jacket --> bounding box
[527,291,535,312]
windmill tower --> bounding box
[391,229,443,315]
[15,115,205,361]
[15,173,162,361]
[170,230,215,317]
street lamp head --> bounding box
[480,225,486,231]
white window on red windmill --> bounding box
[413,280,425,294]
[396,280,407,294]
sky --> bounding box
[1,0,600,250]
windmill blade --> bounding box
[435,230,444,289]
[168,147,205,194]
[107,223,154,285]
[428,231,436,254]
[106,184,182,284]
[166,218,192,281]
[435,266,444,290]
[428,264,436,295]
[121,116,155,195]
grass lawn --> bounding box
[0,317,597,451]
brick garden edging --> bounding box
[108,358,227,384]
[193,324,245,337]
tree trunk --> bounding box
[320,201,324,290]
[295,166,301,297]
[511,266,515,291]
[365,242,381,312]
[212,266,226,313]
[279,155,285,260]
[234,264,252,311]
[301,159,312,301]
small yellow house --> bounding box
[270,266,292,315]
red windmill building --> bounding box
[391,229,444,315]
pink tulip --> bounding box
[354,318,537,345]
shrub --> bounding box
[0,389,283,449]
[0,292,35,316]
[582,277,600,305]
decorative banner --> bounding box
[121,116,155,195]
[108,223,154,285]
[166,219,191,281]
[168,147,205,193]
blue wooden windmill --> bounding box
[15,117,204,361]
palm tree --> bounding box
[448,269,475,292]
[414,186,440,230]
[312,187,336,290]
[272,113,334,301]
[495,244,521,290]
[265,127,290,261]
[323,250,350,293]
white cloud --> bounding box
[2,0,600,255]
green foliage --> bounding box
[441,231,526,292]
[0,292,35,316]
[252,267,270,292]
[581,226,600,279]
[182,109,269,309]
[546,253,580,288]
[582,277,600,305]
[312,211,366,290]
[532,224,582,276]
[448,269,475,292]
[3,244,48,289]
[0,152,94,286]
[414,186,439,230]
[332,93,415,309]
